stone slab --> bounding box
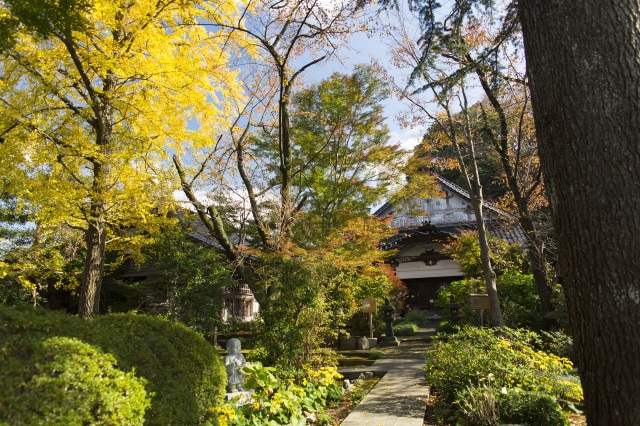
[339,359,429,426]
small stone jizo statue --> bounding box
[225,338,246,393]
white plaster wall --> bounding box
[395,259,464,279]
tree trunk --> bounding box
[78,219,106,316]
[450,102,505,326]
[173,155,263,305]
[469,178,504,327]
[519,1,640,424]
[477,71,556,317]
[520,216,554,315]
[78,72,114,317]
[279,82,293,238]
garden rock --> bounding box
[356,336,370,350]
[343,379,355,391]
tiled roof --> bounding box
[375,173,525,248]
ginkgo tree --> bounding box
[0,0,243,316]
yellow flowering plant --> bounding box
[206,363,344,426]
[424,326,583,423]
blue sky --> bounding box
[292,8,426,152]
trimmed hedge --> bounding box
[1,336,149,425]
[396,309,430,327]
[0,306,226,425]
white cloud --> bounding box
[389,126,423,151]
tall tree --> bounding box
[288,65,405,243]
[207,0,363,240]
[425,87,505,326]
[173,0,373,303]
[375,9,504,325]
[519,1,640,424]
[0,0,242,316]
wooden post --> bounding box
[362,297,377,339]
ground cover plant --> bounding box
[0,305,226,425]
[208,363,344,426]
[424,326,583,425]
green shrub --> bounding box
[368,349,383,360]
[424,326,582,423]
[1,336,149,426]
[396,309,429,327]
[437,320,458,334]
[498,390,569,426]
[315,413,336,425]
[0,306,226,425]
[253,258,341,369]
[539,330,575,361]
[89,313,226,425]
[497,271,544,330]
[393,322,418,336]
[350,391,366,405]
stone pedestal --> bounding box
[225,389,255,406]
[378,337,400,347]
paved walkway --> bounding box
[338,326,436,426]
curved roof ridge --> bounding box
[431,172,514,219]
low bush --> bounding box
[89,313,226,425]
[368,349,383,360]
[0,335,149,425]
[397,309,429,327]
[315,413,336,425]
[539,330,575,361]
[393,322,418,336]
[498,389,569,426]
[0,306,226,425]
[349,391,366,406]
[436,272,544,330]
[424,326,581,424]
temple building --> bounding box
[374,174,523,314]
[107,215,258,323]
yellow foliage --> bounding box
[0,0,247,244]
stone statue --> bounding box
[225,338,246,393]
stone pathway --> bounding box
[338,326,436,426]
